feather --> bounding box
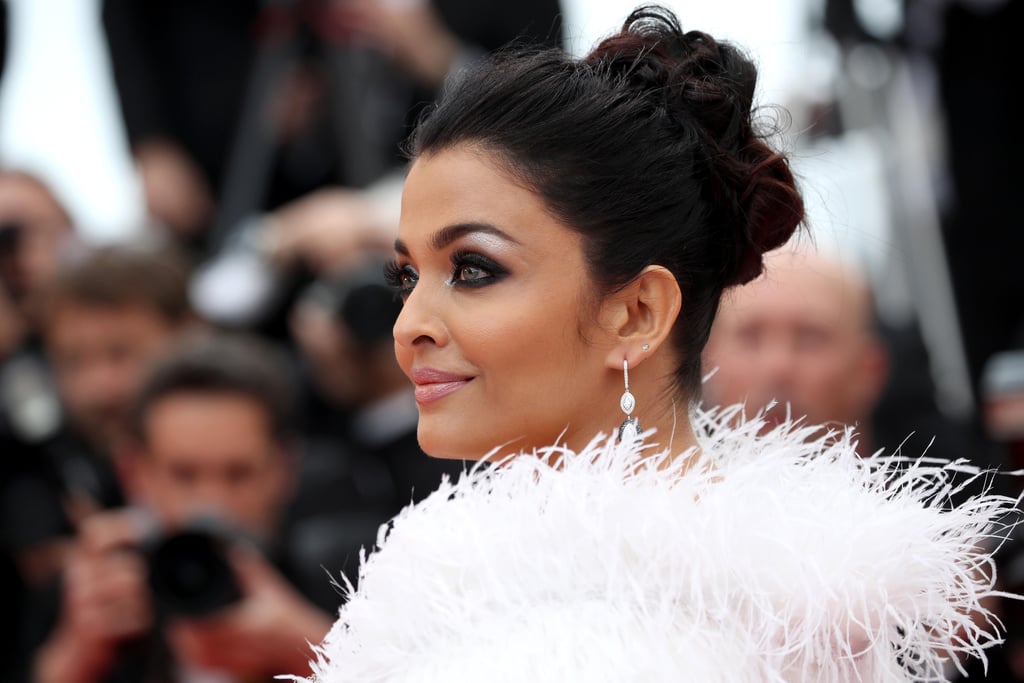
[285,406,1019,682]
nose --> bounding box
[758,338,798,393]
[392,287,449,350]
[184,479,233,521]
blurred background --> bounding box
[0,0,813,244]
[1,0,1022,681]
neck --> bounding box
[551,393,701,472]
[492,355,702,469]
[655,400,694,449]
[643,398,702,471]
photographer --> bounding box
[1,246,195,604]
[32,333,331,682]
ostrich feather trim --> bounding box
[292,405,1018,682]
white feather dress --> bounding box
[295,406,1016,682]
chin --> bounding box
[416,422,480,461]
[417,417,529,462]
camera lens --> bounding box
[148,529,241,617]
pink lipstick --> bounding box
[410,368,472,405]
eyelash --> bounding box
[448,249,508,288]
[383,260,417,298]
[383,250,508,298]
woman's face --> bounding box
[391,146,617,460]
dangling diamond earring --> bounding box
[619,358,641,442]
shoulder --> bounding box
[300,407,1013,682]
[695,407,1006,638]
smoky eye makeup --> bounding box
[447,248,509,288]
[383,260,418,298]
[386,226,514,297]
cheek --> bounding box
[394,338,412,377]
[458,295,581,379]
[728,349,766,380]
[477,303,597,432]
[798,349,855,397]
[812,343,853,374]
[715,338,756,369]
[709,349,758,393]
[230,470,288,532]
[107,365,141,398]
[415,290,595,458]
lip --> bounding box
[410,367,473,405]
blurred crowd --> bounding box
[0,0,1021,681]
[0,1,562,681]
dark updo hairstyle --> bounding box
[410,5,804,395]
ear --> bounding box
[597,265,681,370]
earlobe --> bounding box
[601,265,681,370]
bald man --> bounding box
[703,248,889,444]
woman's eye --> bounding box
[454,264,489,282]
[383,261,419,296]
[448,251,506,288]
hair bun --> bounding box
[585,7,756,149]
[586,5,804,286]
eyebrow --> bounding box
[394,222,520,256]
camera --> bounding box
[301,257,401,346]
[145,522,244,617]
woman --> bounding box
[297,7,1012,681]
